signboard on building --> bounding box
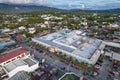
[49,47,56,52]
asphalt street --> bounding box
[20,43,83,77]
[20,43,120,80]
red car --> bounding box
[109,71,115,76]
[94,65,101,70]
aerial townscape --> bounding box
[0,0,120,80]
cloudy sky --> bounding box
[0,0,120,9]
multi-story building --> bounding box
[0,47,39,79]
[32,29,104,64]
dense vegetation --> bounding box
[0,4,119,40]
[61,74,79,80]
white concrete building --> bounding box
[18,26,26,31]
[105,51,120,62]
[3,57,39,78]
[32,29,104,64]
[41,24,47,28]
[28,27,36,34]
[0,47,39,79]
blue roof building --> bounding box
[0,40,16,48]
[0,45,4,50]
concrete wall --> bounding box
[8,65,29,77]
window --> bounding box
[17,56,20,59]
[12,59,15,61]
[25,52,29,55]
[6,61,10,63]
[22,54,24,57]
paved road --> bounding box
[97,59,111,80]
[20,43,120,80]
[20,43,83,77]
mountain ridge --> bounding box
[0,3,120,14]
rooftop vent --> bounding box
[80,46,85,51]
[76,41,81,44]
[88,40,93,44]
[83,37,87,40]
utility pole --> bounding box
[67,61,71,72]
[31,49,35,58]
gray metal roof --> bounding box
[36,38,74,52]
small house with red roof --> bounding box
[15,34,29,42]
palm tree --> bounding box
[63,54,67,58]
[59,52,62,55]
[68,56,73,62]
[74,59,79,64]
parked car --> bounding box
[98,60,103,63]
[94,65,101,70]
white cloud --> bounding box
[0,0,120,9]
[0,0,120,5]
[0,0,32,4]
[0,0,51,5]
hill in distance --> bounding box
[0,3,120,14]
[0,3,56,14]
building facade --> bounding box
[32,29,104,64]
[0,47,39,79]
